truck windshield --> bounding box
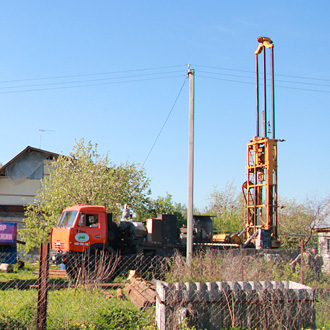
[58,211,78,227]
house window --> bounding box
[327,239,330,254]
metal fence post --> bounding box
[301,239,304,285]
[37,243,49,330]
[240,245,244,281]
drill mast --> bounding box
[244,37,280,248]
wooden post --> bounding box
[37,243,50,330]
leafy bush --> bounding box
[93,304,153,330]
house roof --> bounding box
[0,146,59,176]
[313,201,330,232]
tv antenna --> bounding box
[39,129,54,149]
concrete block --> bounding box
[156,280,316,330]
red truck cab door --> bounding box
[74,212,107,251]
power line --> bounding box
[0,74,184,94]
[0,63,329,94]
[0,70,183,91]
[192,64,254,75]
[198,74,330,94]
[142,77,187,167]
[0,64,187,84]
[193,64,330,82]
[198,69,330,88]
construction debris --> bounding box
[0,263,13,273]
[117,288,124,300]
[102,290,114,299]
[125,276,156,310]
[33,269,67,278]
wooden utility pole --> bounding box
[187,68,195,265]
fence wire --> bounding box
[156,281,316,330]
[0,248,326,329]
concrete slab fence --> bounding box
[156,280,315,330]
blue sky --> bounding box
[0,1,329,209]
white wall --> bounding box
[318,232,330,274]
[0,177,41,205]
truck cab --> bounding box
[51,205,112,254]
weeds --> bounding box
[1,250,330,328]
[165,249,330,329]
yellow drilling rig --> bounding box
[242,37,282,249]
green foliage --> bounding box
[46,288,154,330]
[137,192,187,227]
[93,304,153,329]
[0,289,36,329]
[0,287,155,329]
[277,197,316,248]
[205,182,328,249]
[1,256,330,329]
[20,139,151,251]
[205,182,244,233]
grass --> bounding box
[0,286,154,330]
[1,252,330,329]
[0,261,154,329]
[47,288,154,330]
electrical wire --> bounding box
[142,76,187,167]
[0,74,184,94]
[198,69,330,88]
[198,74,330,94]
[0,64,186,84]
[192,63,330,82]
[0,71,183,91]
[198,74,255,86]
[191,64,254,74]
[0,63,329,94]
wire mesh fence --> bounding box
[0,247,326,329]
[62,250,169,285]
[156,280,316,330]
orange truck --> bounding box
[51,205,119,255]
[50,204,189,270]
[50,204,217,275]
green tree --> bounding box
[205,182,245,233]
[20,139,151,251]
[277,196,330,249]
[136,193,187,227]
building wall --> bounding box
[0,177,41,205]
[0,159,53,206]
[0,155,56,260]
[318,232,330,274]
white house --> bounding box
[0,146,59,227]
